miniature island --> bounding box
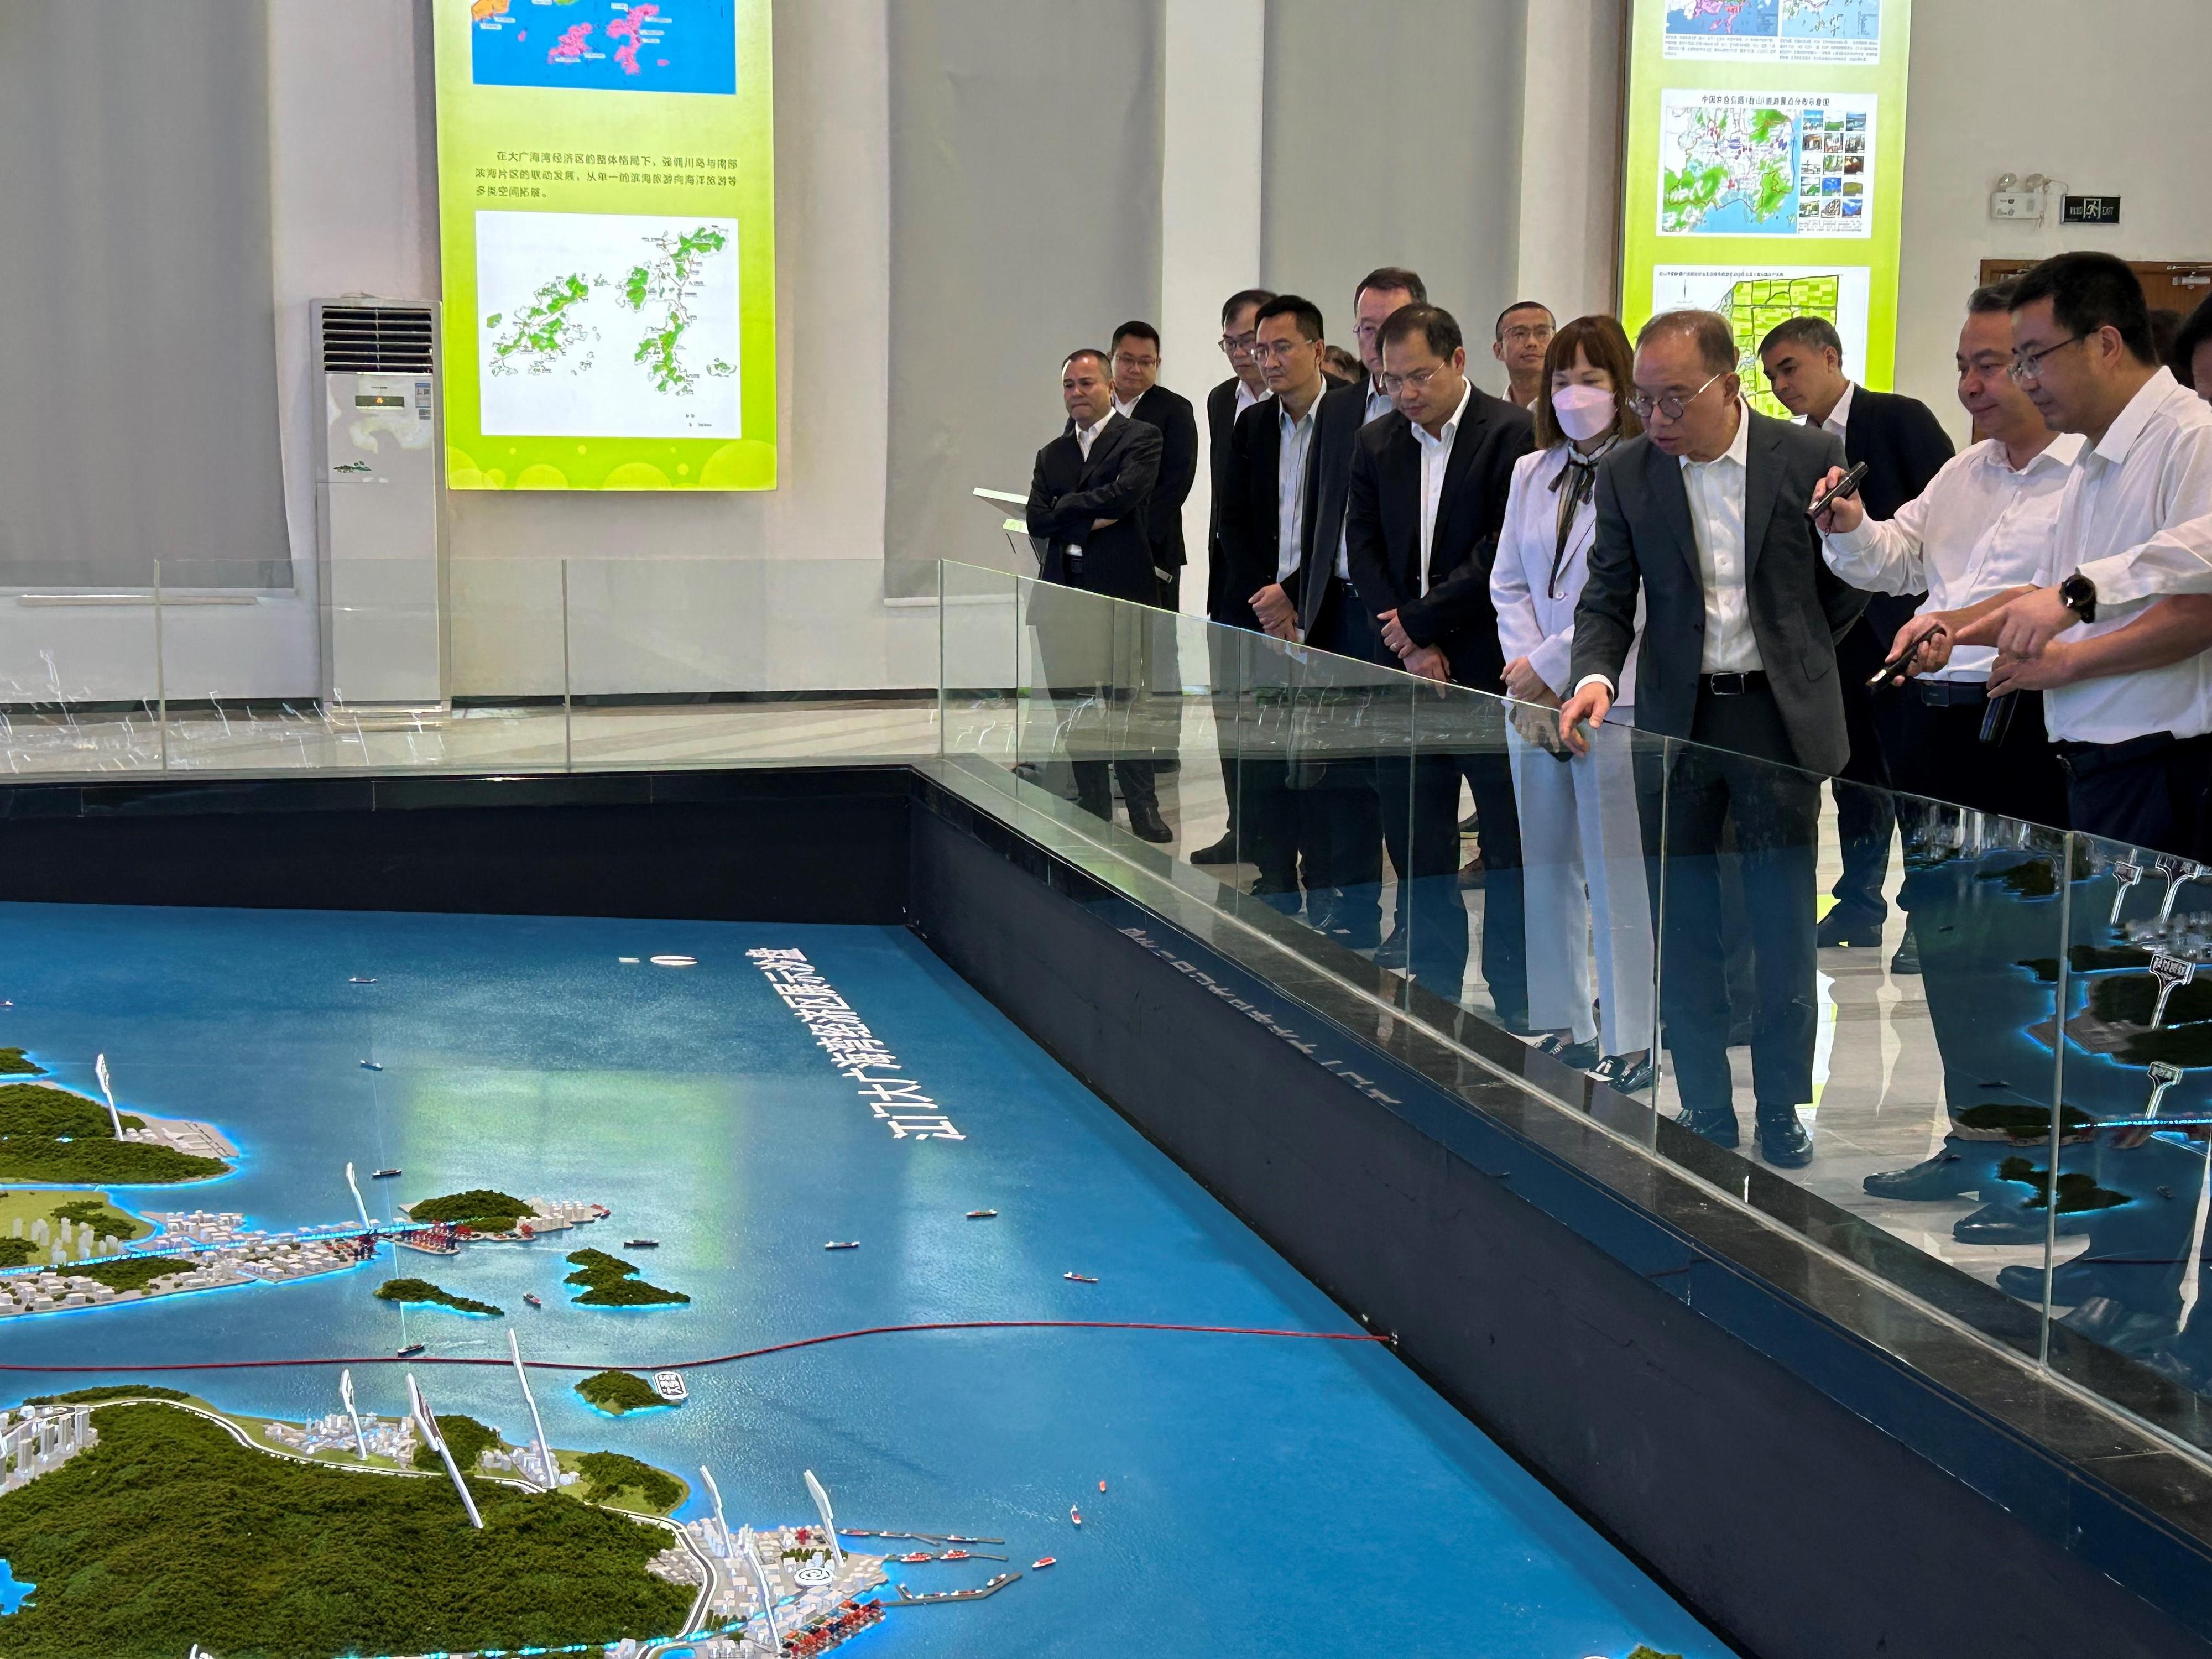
[0,1082,234,1185]
[0,1391,697,1659]
[375,1276,504,1317]
[567,1246,690,1307]
[398,1187,612,1242]
[578,1369,669,1415]
[0,1048,43,1076]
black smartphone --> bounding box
[1866,631,1936,690]
[1808,461,1871,521]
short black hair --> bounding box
[2011,252,2157,366]
[1378,302,1463,361]
[1253,294,1324,343]
[1220,288,1277,328]
[1110,320,1161,353]
[1639,309,1738,377]
[2174,294,2212,390]
[1966,281,2017,316]
[1494,300,1554,340]
[1354,267,1427,307]
[2150,308,2185,369]
[1061,348,1111,375]
[1758,315,1844,362]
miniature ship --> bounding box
[623,1238,659,1249]
[1070,1505,1082,1526]
[966,1208,997,1219]
[523,1292,542,1308]
[348,977,376,984]
[1032,1556,1056,1569]
[371,1168,401,1180]
[1063,1272,1097,1284]
[825,1240,860,1251]
[395,1342,425,1358]
[358,1060,383,1072]
[893,1572,1019,1604]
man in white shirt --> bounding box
[1942,253,2212,858]
[1814,283,2078,827]
[1491,301,1556,411]
[1349,267,1426,431]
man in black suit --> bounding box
[1760,317,1955,960]
[1191,289,1277,867]
[1025,348,1171,843]
[1215,295,1376,935]
[1561,310,1864,1167]
[1108,321,1199,609]
[1346,304,1536,1015]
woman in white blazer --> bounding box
[1489,315,1655,1093]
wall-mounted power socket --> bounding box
[1990,190,2041,221]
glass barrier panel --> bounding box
[0,561,165,776]
[2041,827,2212,1450]
[937,559,1021,773]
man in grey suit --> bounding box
[1558,310,1865,1167]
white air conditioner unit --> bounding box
[311,298,447,710]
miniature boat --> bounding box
[966,1208,997,1219]
[825,1240,860,1251]
[897,1551,932,1563]
[371,1168,401,1180]
[348,977,377,985]
[1063,1272,1097,1284]
[1070,1505,1082,1526]
[358,1060,383,1072]
[1031,1557,1056,1569]
[623,1239,659,1249]
[395,1342,425,1358]
[523,1292,542,1308]
[1098,1480,1107,1492]
[942,1549,971,1561]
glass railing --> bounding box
[0,557,935,776]
[931,559,2212,1460]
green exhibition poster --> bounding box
[1619,0,1911,416]
[432,0,776,491]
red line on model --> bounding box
[0,1318,1392,1375]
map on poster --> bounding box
[1652,265,1872,416]
[1659,91,1875,239]
[1666,0,1881,63]
[468,0,739,95]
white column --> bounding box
[1159,0,1266,620]
[1512,0,1627,322]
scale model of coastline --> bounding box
[0,1195,612,1323]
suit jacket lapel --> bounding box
[1741,415,1783,577]
[1434,394,1486,570]
[1646,439,1701,590]
[1381,419,1422,595]
[1078,413,1129,487]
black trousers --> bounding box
[1829,615,1901,926]
[2058,731,2212,860]
[1295,581,1385,942]
[1378,750,1470,1001]
[1642,682,1820,1115]
[1034,586,1160,827]
[1886,683,2069,831]
[1459,748,1528,1031]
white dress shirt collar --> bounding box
[2093,367,2183,467]
[1073,409,1113,461]
[1410,379,1476,592]
[1683,396,1751,476]
[1110,388,1141,420]
[1819,380,1855,440]
[1234,379,1266,417]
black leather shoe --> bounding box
[1996,1258,2110,1304]
[1887,925,1921,976]
[1189,832,1239,865]
[1673,1106,1740,1149]
[1952,1199,2092,1246]
[1816,909,1885,949]
[1593,1053,1657,1094]
[1755,1114,1815,1168]
[1127,803,1173,843]
[1863,1149,1985,1201]
[1373,930,1410,972]
[2060,1295,2177,1360]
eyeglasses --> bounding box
[1629,371,1725,423]
[1500,325,1553,346]
[2008,335,2086,383]
[1249,338,1311,364]
[1218,331,1258,356]
[1111,353,1159,371]
[1379,364,1442,396]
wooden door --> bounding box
[1978,258,2212,317]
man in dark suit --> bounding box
[1108,321,1199,608]
[1346,304,1536,1015]
[1191,289,1277,867]
[1561,310,1864,1167]
[1760,317,1955,959]
[1215,295,1376,935]
[1025,348,1171,843]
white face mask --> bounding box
[1550,382,1616,443]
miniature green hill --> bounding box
[564,1248,689,1308]
[72,1258,190,1295]
[576,1370,667,1415]
[575,1449,685,1512]
[0,1082,228,1185]
[0,1047,44,1076]
[376,1277,504,1317]
[412,1413,501,1474]
[402,1188,534,1232]
[0,1402,691,1659]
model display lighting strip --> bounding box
[0,1318,1395,1376]
[1618,0,1912,410]
[748,947,966,1141]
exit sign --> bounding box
[2062,195,2121,225]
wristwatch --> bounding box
[2058,572,2097,624]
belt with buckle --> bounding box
[1700,671,1767,696]
[1913,677,1989,707]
